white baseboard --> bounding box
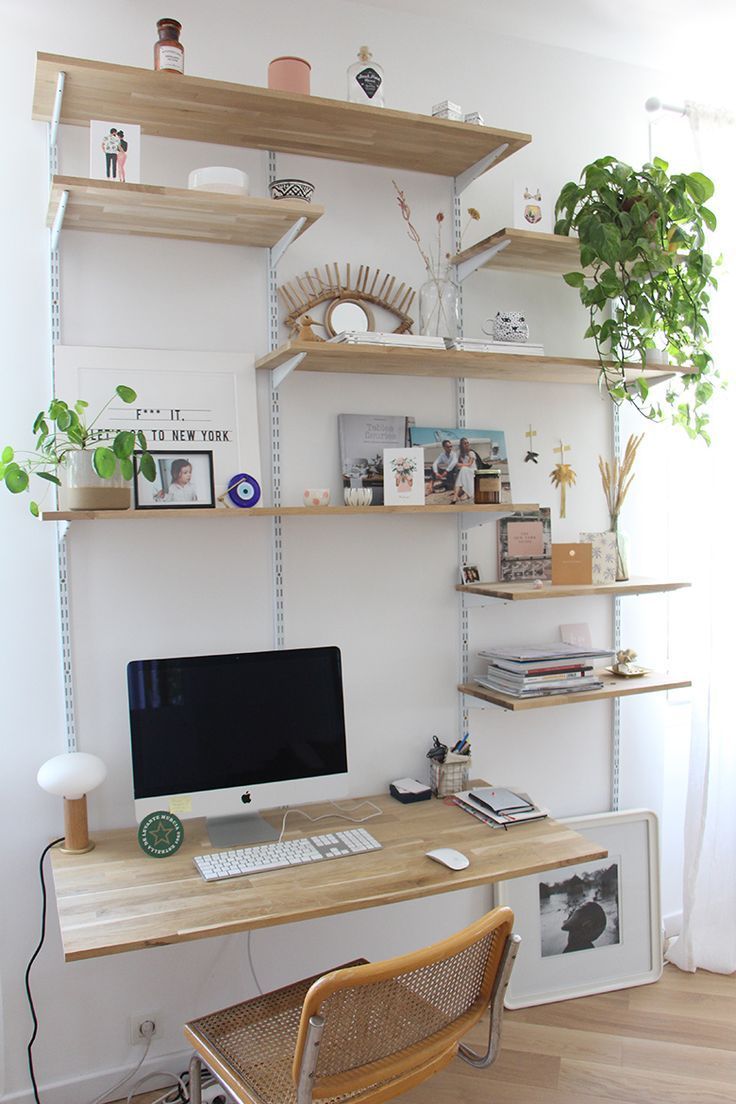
[663,910,683,939]
[2,1047,193,1104]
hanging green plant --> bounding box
[555,156,719,442]
[1,385,156,516]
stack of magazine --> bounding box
[475,643,614,699]
[453,785,548,828]
[328,331,446,349]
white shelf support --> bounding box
[269,216,306,268]
[454,143,509,194]
[49,71,66,150]
[50,189,69,252]
[271,351,306,389]
[453,238,511,283]
[268,151,286,651]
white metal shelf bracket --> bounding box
[454,144,509,194]
[270,217,306,268]
[271,351,306,389]
[454,238,511,283]
[50,189,70,252]
[49,71,66,150]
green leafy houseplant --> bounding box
[555,156,719,442]
[1,385,156,515]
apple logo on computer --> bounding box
[241,792,252,804]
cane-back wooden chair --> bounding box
[183,905,520,1104]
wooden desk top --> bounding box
[49,787,606,961]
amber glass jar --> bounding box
[154,18,184,73]
[474,469,501,504]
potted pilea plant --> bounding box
[1,385,156,515]
[555,156,719,442]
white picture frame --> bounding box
[495,809,662,1008]
[53,346,260,508]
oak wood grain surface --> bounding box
[48,785,605,962]
[461,670,692,711]
[255,341,681,385]
[48,176,323,247]
[456,577,691,601]
[33,54,530,176]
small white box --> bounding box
[432,100,463,120]
[464,111,485,125]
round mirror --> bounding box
[325,298,375,337]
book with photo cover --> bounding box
[338,414,411,506]
[498,508,552,581]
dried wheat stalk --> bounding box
[598,433,645,519]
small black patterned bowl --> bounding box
[269,178,315,202]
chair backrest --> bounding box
[293,905,514,1102]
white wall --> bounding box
[0,1,703,1100]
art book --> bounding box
[498,509,552,581]
[338,414,410,506]
[409,426,512,504]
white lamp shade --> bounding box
[37,752,107,800]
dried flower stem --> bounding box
[598,433,644,520]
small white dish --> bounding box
[188,167,249,195]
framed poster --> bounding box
[54,346,260,510]
[495,810,662,1008]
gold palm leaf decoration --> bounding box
[550,441,576,518]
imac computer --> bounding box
[127,645,349,845]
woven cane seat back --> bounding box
[297,907,514,1099]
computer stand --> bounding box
[207,812,281,848]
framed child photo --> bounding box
[134,451,215,510]
[495,809,662,1008]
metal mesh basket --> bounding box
[430,757,471,797]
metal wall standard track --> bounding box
[611,404,622,810]
[453,179,470,742]
[48,74,78,752]
[268,151,285,650]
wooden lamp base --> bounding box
[61,795,95,854]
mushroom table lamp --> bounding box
[37,752,107,854]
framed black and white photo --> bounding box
[495,810,662,1007]
[134,450,215,510]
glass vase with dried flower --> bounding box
[393,182,459,339]
[598,433,644,580]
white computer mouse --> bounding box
[425,847,470,870]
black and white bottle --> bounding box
[347,46,384,107]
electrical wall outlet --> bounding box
[129,1010,163,1045]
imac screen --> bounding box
[128,646,348,800]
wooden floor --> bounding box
[123,965,736,1104]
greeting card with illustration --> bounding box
[89,120,141,183]
[513,179,553,234]
[383,447,425,506]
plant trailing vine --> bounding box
[555,156,719,442]
[1,385,156,515]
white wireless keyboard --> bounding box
[194,827,382,882]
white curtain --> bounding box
[665,103,736,974]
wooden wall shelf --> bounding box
[257,341,679,386]
[460,670,691,711]
[456,577,691,601]
[48,177,323,247]
[42,502,539,522]
[451,227,584,277]
[33,53,530,177]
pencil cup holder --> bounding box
[430,757,471,797]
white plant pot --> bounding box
[66,451,131,511]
